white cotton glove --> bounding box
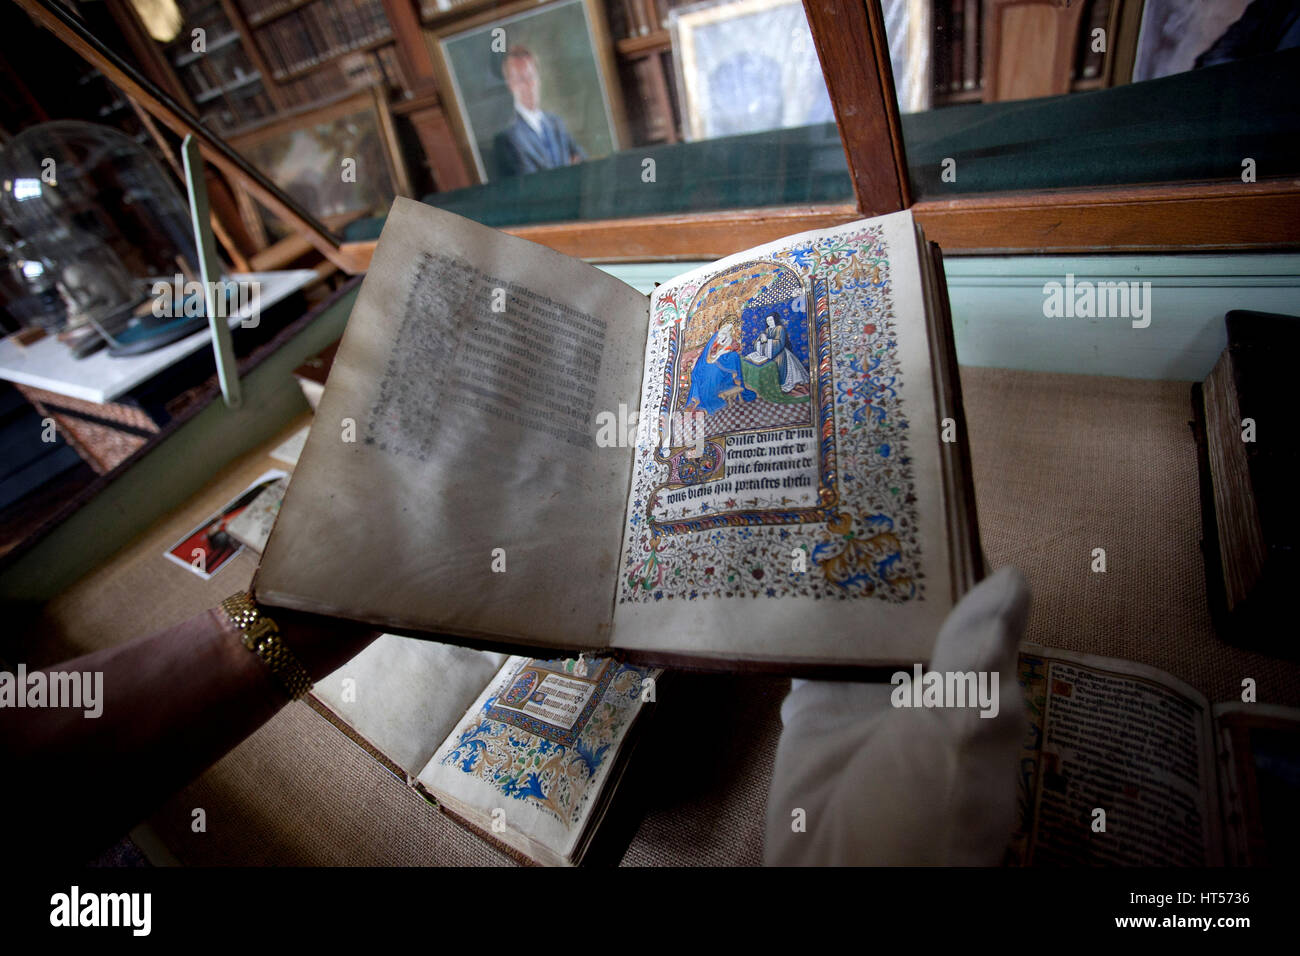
[763,566,1030,866]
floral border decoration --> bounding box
[619,224,925,605]
[439,659,651,830]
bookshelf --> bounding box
[932,0,1130,107]
[148,0,829,205]
[120,0,467,202]
[161,0,277,132]
[31,0,1299,273]
[604,1,688,144]
[156,0,1139,148]
[134,0,419,132]
[229,0,411,110]
[128,0,1136,222]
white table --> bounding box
[0,270,318,404]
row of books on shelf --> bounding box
[932,0,981,94]
[237,0,322,27]
[177,44,262,100]
[625,50,678,143]
[255,0,392,80]
[199,86,277,133]
[932,0,1112,96]
[276,45,409,109]
[165,0,241,67]
[370,45,409,93]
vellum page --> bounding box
[611,210,952,666]
[1011,646,1219,866]
[257,198,648,646]
[311,635,507,775]
[418,655,656,863]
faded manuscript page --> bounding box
[1010,646,1221,865]
[257,198,648,647]
[610,210,953,666]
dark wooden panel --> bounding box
[802,0,910,214]
[913,180,1300,253]
[338,178,1300,266]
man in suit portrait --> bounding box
[494,45,586,178]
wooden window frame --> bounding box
[347,0,1300,266]
[20,0,1300,270]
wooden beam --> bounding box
[251,212,368,270]
[102,0,197,111]
[16,0,359,273]
[339,204,862,269]
[404,104,474,192]
[338,179,1300,267]
[379,0,439,88]
[913,180,1300,254]
[802,0,910,215]
[982,0,1086,102]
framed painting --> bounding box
[228,87,411,245]
[428,0,625,183]
[670,0,835,142]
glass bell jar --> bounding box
[0,120,202,344]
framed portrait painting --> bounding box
[429,0,625,183]
[228,87,411,246]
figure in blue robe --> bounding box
[684,324,756,415]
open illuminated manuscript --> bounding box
[256,197,981,672]
[305,635,658,866]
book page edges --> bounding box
[919,234,984,596]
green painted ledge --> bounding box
[0,286,358,603]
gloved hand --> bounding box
[764,566,1031,865]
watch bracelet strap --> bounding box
[220,592,314,700]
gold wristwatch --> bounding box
[220,591,313,700]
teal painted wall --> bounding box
[602,253,1300,381]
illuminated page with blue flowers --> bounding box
[610,209,980,668]
[418,654,659,866]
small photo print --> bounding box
[164,469,289,580]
